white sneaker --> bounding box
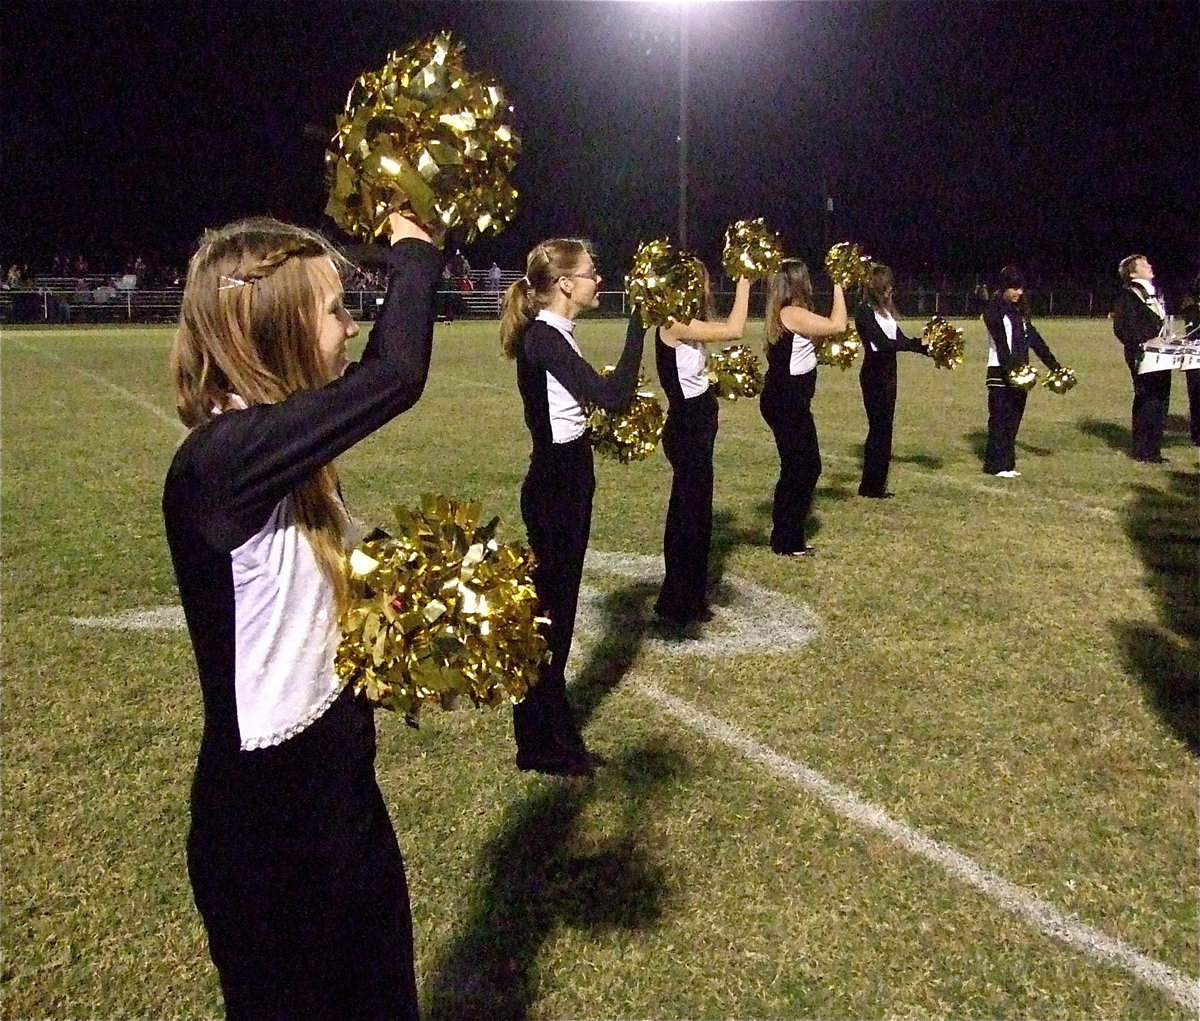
[995,470,1021,478]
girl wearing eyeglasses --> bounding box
[761,258,846,556]
[500,240,647,777]
[653,261,751,627]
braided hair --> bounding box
[171,217,353,608]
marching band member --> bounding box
[853,263,929,498]
[653,263,750,627]
[1181,273,1200,447]
[165,212,441,1021]
[761,258,846,555]
[1112,254,1172,462]
[500,240,647,776]
[982,266,1062,477]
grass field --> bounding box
[2,315,1197,1020]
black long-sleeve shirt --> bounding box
[1112,282,1166,362]
[163,239,442,752]
[983,296,1059,385]
[515,313,645,451]
[854,302,926,372]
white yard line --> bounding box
[639,680,1200,1014]
[6,337,185,433]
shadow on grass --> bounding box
[1115,469,1200,754]
[964,426,1055,460]
[424,584,688,1020]
[893,452,945,469]
[709,509,769,591]
[1078,416,1129,453]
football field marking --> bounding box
[41,342,1195,1010]
[640,680,1200,1014]
[5,337,185,433]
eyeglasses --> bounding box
[561,269,601,281]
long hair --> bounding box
[864,263,898,317]
[499,238,594,358]
[764,258,813,345]
[170,217,352,609]
[690,257,714,322]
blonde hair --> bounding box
[690,257,714,322]
[764,258,813,346]
[170,217,352,609]
[499,238,594,358]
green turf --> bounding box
[2,316,1197,1020]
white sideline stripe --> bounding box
[640,680,1200,1014]
[6,338,184,432]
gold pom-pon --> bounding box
[721,218,783,281]
[325,32,520,240]
[625,238,705,328]
[816,320,863,370]
[1006,363,1039,391]
[335,494,547,726]
[706,345,764,400]
[824,241,873,290]
[921,316,965,370]
[588,370,666,463]
[1043,366,1078,394]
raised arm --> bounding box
[780,284,847,338]
[661,277,751,345]
[194,235,444,520]
[528,313,648,414]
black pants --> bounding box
[190,690,419,1021]
[1187,368,1200,446]
[859,360,898,496]
[1126,359,1172,460]
[761,370,820,553]
[514,437,594,758]
[984,383,1027,474]
[656,392,718,622]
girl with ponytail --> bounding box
[165,211,441,1020]
[501,239,647,777]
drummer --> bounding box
[1112,254,1171,463]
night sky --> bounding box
[3,0,1197,286]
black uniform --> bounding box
[761,331,820,553]
[513,313,644,771]
[1112,280,1171,461]
[982,294,1060,475]
[853,302,928,497]
[163,240,441,1021]
[654,330,719,623]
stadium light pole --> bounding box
[677,3,689,248]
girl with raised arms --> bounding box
[500,239,647,777]
[761,258,846,556]
[653,262,751,627]
[164,212,441,1020]
[853,262,930,498]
